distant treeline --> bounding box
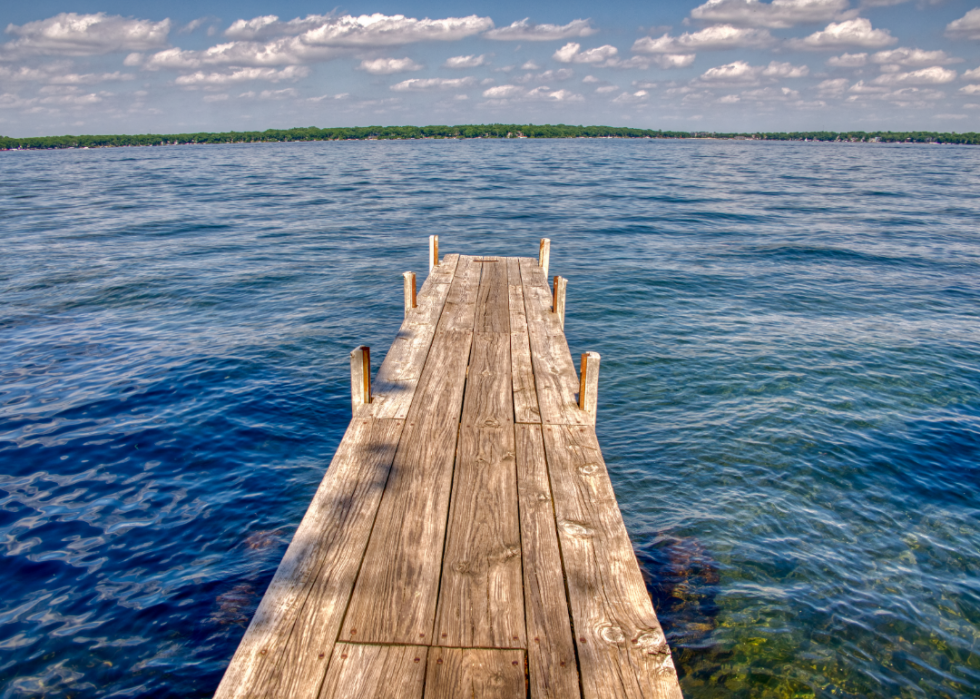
[2,124,979,150]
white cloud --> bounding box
[718,93,741,102]
[633,25,774,54]
[699,60,765,84]
[0,64,134,85]
[847,81,944,103]
[871,66,956,85]
[633,80,659,89]
[870,48,960,67]
[596,85,618,93]
[792,19,897,49]
[141,14,493,70]
[613,89,649,103]
[696,59,809,84]
[390,76,477,91]
[484,18,597,41]
[653,54,697,68]
[963,66,980,80]
[554,43,619,64]
[1,13,170,59]
[817,77,850,95]
[946,9,980,40]
[444,54,489,68]
[174,65,309,85]
[359,57,423,74]
[482,84,524,98]
[223,13,493,44]
[521,60,541,70]
[960,84,980,94]
[742,86,801,99]
[203,93,229,102]
[689,0,849,29]
[827,52,867,67]
[481,83,584,101]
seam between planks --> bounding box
[307,259,463,698]
[519,259,588,699]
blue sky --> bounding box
[1,0,978,135]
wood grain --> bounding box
[341,256,482,645]
[423,648,527,699]
[508,258,540,424]
[519,258,589,426]
[437,255,481,332]
[460,332,512,429]
[214,418,405,699]
[367,256,457,420]
[434,425,524,649]
[318,644,427,699]
[542,424,682,699]
[515,424,582,699]
[474,256,510,333]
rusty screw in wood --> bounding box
[534,637,540,642]
[560,662,566,667]
[512,661,518,666]
[318,653,325,659]
[512,636,518,640]
[414,657,420,663]
[437,658,443,664]
[442,633,447,638]
[580,637,587,643]
[419,633,425,638]
[259,650,267,655]
[341,654,347,659]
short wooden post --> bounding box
[350,345,371,413]
[552,275,567,329]
[403,271,417,316]
[539,238,551,277]
[579,351,600,425]
[429,235,439,271]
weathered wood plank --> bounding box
[438,255,482,332]
[508,258,540,424]
[367,256,458,420]
[515,424,582,699]
[460,332,512,429]
[434,425,524,649]
[318,644,427,699]
[542,424,682,699]
[519,258,589,426]
[214,418,404,699]
[423,648,527,699]
[474,256,510,333]
[341,257,482,645]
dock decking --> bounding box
[216,244,682,699]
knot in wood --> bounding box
[598,625,627,644]
[558,519,592,538]
[578,462,600,476]
[452,560,471,573]
[635,629,668,654]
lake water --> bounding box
[1,139,978,698]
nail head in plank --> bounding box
[424,648,527,699]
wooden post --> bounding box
[429,235,439,271]
[579,351,600,425]
[538,238,551,277]
[403,271,417,316]
[350,345,371,412]
[552,275,567,329]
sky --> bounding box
[1,0,979,136]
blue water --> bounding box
[1,140,979,698]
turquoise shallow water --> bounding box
[1,140,979,698]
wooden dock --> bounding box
[216,240,682,699]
